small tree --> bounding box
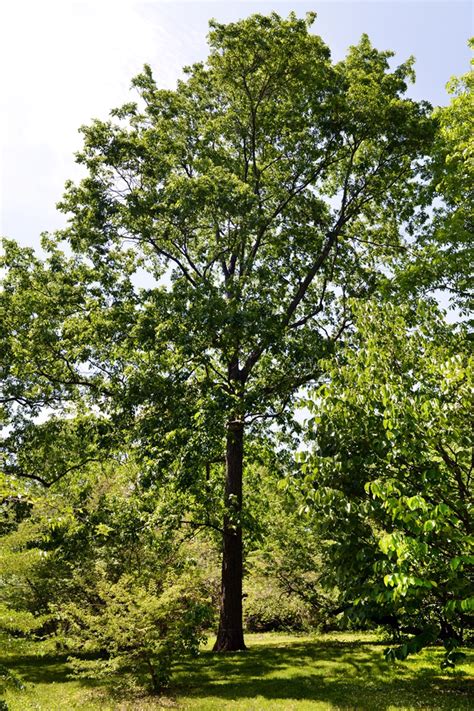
[301,300,473,663]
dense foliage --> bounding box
[299,301,472,664]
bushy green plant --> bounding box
[244,576,313,632]
[0,511,58,637]
[0,461,216,692]
[0,664,24,710]
[57,566,213,693]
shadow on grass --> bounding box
[2,636,472,709]
[173,638,473,710]
[3,650,103,689]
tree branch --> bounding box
[5,458,101,489]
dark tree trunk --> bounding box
[213,419,247,652]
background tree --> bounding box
[1,12,433,650]
[243,458,339,633]
[300,300,473,664]
[400,43,473,318]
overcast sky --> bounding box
[1,0,472,251]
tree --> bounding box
[1,12,433,650]
[300,300,473,663]
[400,43,473,317]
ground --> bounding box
[1,632,472,710]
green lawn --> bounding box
[1,632,472,710]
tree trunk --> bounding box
[213,419,247,651]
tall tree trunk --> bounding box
[213,419,247,651]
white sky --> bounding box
[0,0,472,250]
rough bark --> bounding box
[213,419,247,652]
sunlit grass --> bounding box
[1,632,472,710]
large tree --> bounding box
[1,12,433,650]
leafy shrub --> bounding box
[244,577,314,632]
[303,302,474,663]
[56,566,213,693]
[0,461,217,693]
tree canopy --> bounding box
[2,10,467,670]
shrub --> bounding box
[56,566,213,693]
[244,577,314,632]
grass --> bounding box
[1,631,472,710]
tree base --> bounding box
[212,628,247,652]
